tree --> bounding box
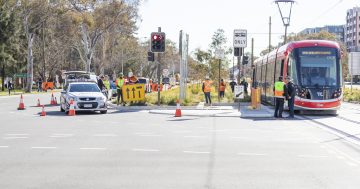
[0,0,21,91]
[68,0,139,72]
[19,0,54,92]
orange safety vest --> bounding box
[203,80,212,93]
[219,82,225,92]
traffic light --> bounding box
[147,51,154,62]
[234,48,242,57]
[151,32,166,53]
[242,56,249,65]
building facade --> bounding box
[346,7,360,52]
[299,25,345,43]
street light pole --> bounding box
[275,0,295,44]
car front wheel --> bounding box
[100,110,107,114]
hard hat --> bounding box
[128,72,133,77]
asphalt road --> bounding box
[1,93,360,188]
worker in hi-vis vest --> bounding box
[274,76,286,118]
[116,73,125,106]
[202,76,212,106]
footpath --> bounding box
[108,102,274,118]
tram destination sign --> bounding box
[233,29,247,48]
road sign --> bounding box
[122,84,145,102]
[234,85,244,99]
[349,52,360,75]
[233,29,247,48]
[14,73,27,78]
[163,69,169,77]
[215,49,225,60]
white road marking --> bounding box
[6,134,29,136]
[183,151,210,154]
[337,156,345,159]
[238,153,268,156]
[184,136,207,138]
[132,148,160,152]
[80,148,107,150]
[31,147,57,149]
[3,137,28,139]
[50,134,73,138]
[172,131,191,133]
[137,134,162,137]
[297,155,329,158]
[93,134,118,137]
[0,146,9,148]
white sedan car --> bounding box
[60,82,107,114]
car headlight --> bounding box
[97,96,105,101]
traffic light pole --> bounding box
[157,53,161,106]
[157,27,161,106]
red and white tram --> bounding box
[253,40,342,112]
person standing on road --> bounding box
[103,75,111,100]
[219,79,226,98]
[116,73,125,106]
[98,75,105,90]
[202,76,212,106]
[37,78,42,92]
[274,76,285,118]
[230,80,236,93]
[7,80,12,96]
[285,76,296,118]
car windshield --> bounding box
[296,47,339,87]
[69,83,101,92]
[138,79,147,84]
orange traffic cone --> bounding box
[40,105,46,116]
[175,99,182,117]
[37,98,41,107]
[50,93,56,105]
[54,97,58,105]
[68,99,76,116]
[17,94,25,110]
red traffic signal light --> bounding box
[151,32,165,53]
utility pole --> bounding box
[269,16,272,54]
[218,59,221,103]
[42,22,46,81]
[237,55,241,84]
[251,38,255,88]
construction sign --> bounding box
[122,84,145,102]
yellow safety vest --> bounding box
[103,80,110,90]
[274,81,285,98]
[116,78,124,89]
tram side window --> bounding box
[288,54,298,85]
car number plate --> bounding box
[84,104,92,108]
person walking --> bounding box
[7,80,12,96]
[274,76,285,118]
[219,79,226,98]
[285,76,296,118]
[202,76,212,106]
[229,80,236,93]
[116,73,125,106]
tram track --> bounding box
[297,115,360,146]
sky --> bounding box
[136,0,359,57]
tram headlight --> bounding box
[332,88,342,98]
